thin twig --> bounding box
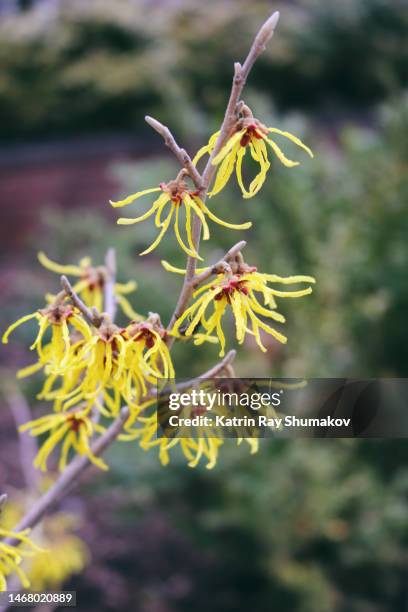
[164,11,280,338]
[191,240,247,288]
[0,494,7,512]
[61,275,104,327]
[164,240,246,346]
[3,407,130,548]
[145,116,203,190]
[7,387,40,493]
[161,350,237,395]
[104,248,117,321]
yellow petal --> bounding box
[184,194,211,241]
[199,199,252,231]
[17,361,43,379]
[115,280,137,294]
[174,204,203,260]
[161,260,209,275]
[117,193,168,225]
[243,139,270,199]
[2,312,38,344]
[38,252,83,276]
[212,129,246,165]
[268,127,314,158]
[139,208,174,256]
[243,294,286,322]
[110,187,162,208]
[261,273,316,284]
[192,130,220,166]
[209,143,239,197]
[235,146,252,198]
[117,295,142,321]
[264,137,300,168]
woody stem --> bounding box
[165,11,280,340]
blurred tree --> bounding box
[0,0,406,142]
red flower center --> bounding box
[240,124,264,147]
[67,414,85,432]
[214,278,249,302]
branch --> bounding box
[0,494,6,512]
[202,11,280,182]
[165,240,247,343]
[4,407,130,548]
[192,240,247,288]
[145,116,203,190]
[61,275,104,327]
[167,350,237,394]
[7,387,40,494]
[104,247,117,321]
[166,11,280,335]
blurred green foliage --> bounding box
[0,0,407,142]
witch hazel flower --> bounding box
[2,299,92,373]
[171,256,315,356]
[110,172,251,259]
[194,103,313,199]
[38,252,141,320]
[19,407,108,472]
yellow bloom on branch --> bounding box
[38,252,141,320]
[110,178,251,259]
[0,526,43,592]
[38,315,173,415]
[122,409,259,470]
[45,319,131,414]
[125,318,175,382]
[172,264,315,356]
[19,408,107,472]
[194,113,313,199]
[2,302,92,371]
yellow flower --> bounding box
[110,178,251,259]
[2,302,92,371]
[172,264,315,356]
[1,499,89,592]
[125,318,175,381]
[38,317,170,415]
[19,408,108,472]
[122,410,223,469]
[38,252,141,320]
[122,410,258,470]
[194,115,313,199]
[0,526,43,592]
[25,513,89,591]
[13,312,172,416]
[51,316,176,416]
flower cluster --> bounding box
[2,268,173,472]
